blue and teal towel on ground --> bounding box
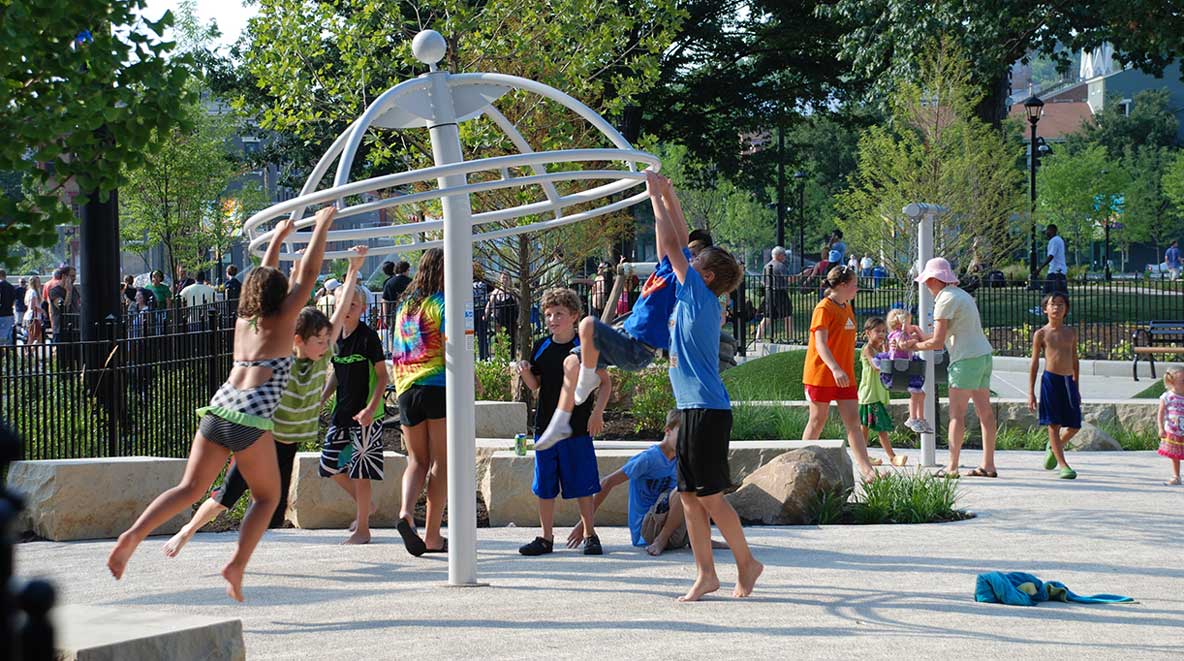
[975,572,1134,606]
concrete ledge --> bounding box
[474,401,528,438]
[8,457,190,541]
[992,355,1178,379]
[286,452,407,529]
[54,605,244,661]
[481,440,845,527]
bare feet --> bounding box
[678,574,720,602]
[734,559,764,598]
[349,501,379,532]
[162,527,195,558]
[342,530,371,545]
[221,563,245,602]
[645,541,666,556]
[107,532,138,580]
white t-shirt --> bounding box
[933,285,993,363]
[1046,235,1067,275]
[860,256,873,270]
[847,256,859,271]
[179,283,217,308]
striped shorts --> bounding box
[199,413,267,453]
[318,418,385,480]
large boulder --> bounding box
[475,401,529,438]
[54,605,244,661]
[286,452,408,529]
[1068,423,1122,451]
[1113,402,1158,435]
[8,457,190,541]
[726,446,855,525]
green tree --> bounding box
[121,96,238,284]
[1122,145,1180,266]
[0,1,190,262]
[834,39,1024,282]
[822,1,1184,126]
[1035,144,1128,267]
[1161,151,1184,245]
[1065,89,1181,156]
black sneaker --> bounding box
[582,534,603,555]
[519,536,554,556]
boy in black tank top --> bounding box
[514,289,612,556]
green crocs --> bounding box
[1058,467,1077,480]
[1043,442,1057,470]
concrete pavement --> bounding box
[16,449,1183,659]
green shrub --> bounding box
[617,364,676,433]
[475,330,513,402]
[994,425,1047,451]
[1100,423,1160,451]
[810,470,967,525]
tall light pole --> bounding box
[1024,95,1044,285]
[1101,169,1112,281]
[776,129,786,248]
[794,171,806,268]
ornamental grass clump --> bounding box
[811,469,970,525]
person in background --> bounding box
[0,269,16,346]
[121,275,137,313]
[860,254,874,277]
[23,276,43,345]
[316,278,340,317]
[1165,240,1180,280]
[473,267,490,360]
[181,273,218,330]
[13,277,28,339]
[485,272,519,357]
[48,267,80,344]
[755,246,792,342]
[830,230,847,265]
[224,265,242,299]
[146,270,171,311]
[173,267,195,296]
[1036,224,1068,294]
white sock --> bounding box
[573,367,601,406]
[534,410,572,452]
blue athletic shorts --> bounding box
[572,318,656,371]
[1038,371,1081,429]
[532,434,602,500]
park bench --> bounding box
[1131,321,1184,381]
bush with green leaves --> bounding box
[610,363,676,433]
[811,470,969,525]
[475,330,514,402]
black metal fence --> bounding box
[732,274,1184,360]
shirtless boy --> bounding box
[1028,292,1080,479]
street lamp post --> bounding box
[794,171,806,269]
[1024,95,1044,286]
[776,129,786,248]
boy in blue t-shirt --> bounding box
[533,192,704,452]
[650,172,762,602]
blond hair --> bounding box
[886,308,910,331]
[539,288,582,317]
[1165,366,1184,388]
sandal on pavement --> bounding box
[396,517,427,557]
[1165,476,1182,486]
[1058,467,1077,480]
[935,468,960,479]
[965,467,998,478]
[519,536,554,556]
[424,538,449,553]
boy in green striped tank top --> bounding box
[162,246,368,558]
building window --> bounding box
[1119,99,1132,116]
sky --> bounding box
[142,0,259,50]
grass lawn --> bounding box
[1134,380,1165,399]
[724,349,950,401]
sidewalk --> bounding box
[16,450,1182,659]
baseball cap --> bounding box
[324,278,341,292]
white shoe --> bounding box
[904,419,923,433]
[916,419,934,434]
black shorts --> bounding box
[212,441,299,528]
[676,408,733,497]
[766,289,791,318]
[398,385,446,427]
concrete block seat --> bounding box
[53,605,244,661]
[285,452,407,529]
[8,457,191,542]
[481,440,845,527]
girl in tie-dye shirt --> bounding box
[390,248,449,555]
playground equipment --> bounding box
[241,30,658,585]
[903,203,947,468]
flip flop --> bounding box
[424,539,449,554]
[869,457,884,466]
[396,518,427,557]
[891,455,909,467]
[935,468,960,479]
[965,467,998,478]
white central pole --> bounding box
[417,32,479,586]
[917,210,937,467]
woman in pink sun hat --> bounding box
[900,257,998,479]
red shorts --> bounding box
[805,384,858,403]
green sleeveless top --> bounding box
[858,352,890,406]
[272,347,334,444]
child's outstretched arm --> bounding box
[1028,329,1043,412]
[661,175,691,248]
[283,206,338,317]
[262,218,295,269]
[1158,397,1167,437]
[329,245,368,342]
[648,170,671,262]
[651,173,690,284]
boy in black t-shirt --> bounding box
[514,289,611,556]
[319,284,388,545]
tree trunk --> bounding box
[514,234,532,403]
[974,68,1012,129]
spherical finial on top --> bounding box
[412,30,447,66]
